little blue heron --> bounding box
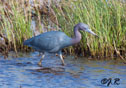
[23,23,98,66]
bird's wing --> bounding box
[29,32,60,51]
[24,31,72,52]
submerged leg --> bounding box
[58,51,65,66]
[38,53,45,67]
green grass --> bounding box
[0,0,126,58]
[52,0,126,57]
[0,0,33,52]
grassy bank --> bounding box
[0,0,126,59]
[52,0,126,58]
[0,0,33,54]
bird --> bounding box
[23,23,98,66]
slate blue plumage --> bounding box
[24,23,98,66]
[24,31,72,53]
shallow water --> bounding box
[0,52,126,88]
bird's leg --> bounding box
[58,51,65,66]
[55,53,58,56]
[56,53,66,59]
[38,53,45,67]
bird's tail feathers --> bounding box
[23,39,32,45]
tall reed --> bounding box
[52,0,126,57]
[0,0,126,58]
[0,0,32,52]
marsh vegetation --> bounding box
[0,0,126,60]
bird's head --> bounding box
[78,23,98,37]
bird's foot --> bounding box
[37,62,42,67]
[62,55,66,59]
[55,53,58,56]
[62,63,66,66]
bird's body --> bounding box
[24,23,98,66]
[24,31,73,53]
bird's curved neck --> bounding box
[72,26,81,44]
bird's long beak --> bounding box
[85,29,98,37]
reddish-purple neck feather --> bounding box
[71,25,82,44]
